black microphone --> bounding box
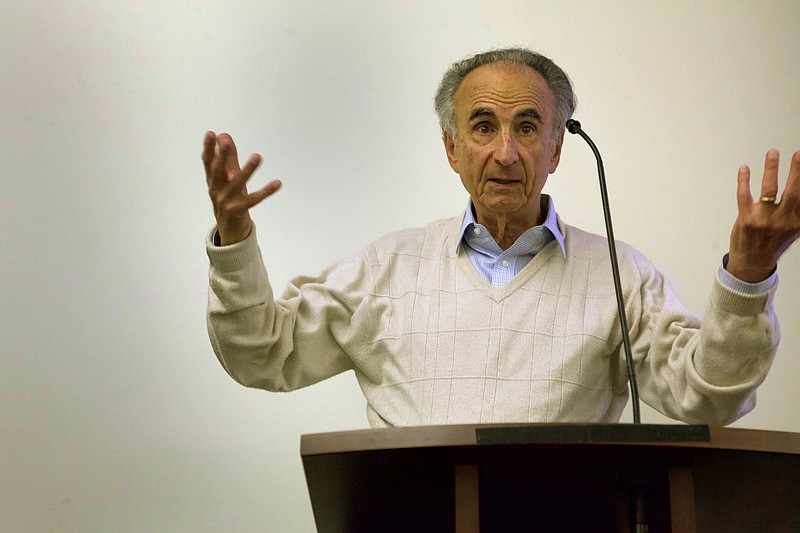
[566,119,642,425]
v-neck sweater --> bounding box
[207,215,779,427]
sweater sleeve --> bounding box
[205,225,365,392]
[626,248,780,425]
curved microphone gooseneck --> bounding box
[566,119,641,425]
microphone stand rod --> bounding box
[566,119,641,425]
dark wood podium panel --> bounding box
[301,425,800,532]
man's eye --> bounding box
[520,124,536,134]
[475,124,492,134]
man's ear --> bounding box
[548,130,565,174]
[443,131,460,174]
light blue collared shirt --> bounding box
[459,195,776,294]
[460,195,565,288]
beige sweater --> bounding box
[206,215,779,427]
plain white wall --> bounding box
[1,1,798,531]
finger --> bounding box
[227,153,262,191]
[201,131,217,175]
[759,148,780,198]
[208,134,235,189]
[780,150,800,209]
[217,133,241,176]
[736,164,752,210]
[245,179,283,208]
[207,150,226,191]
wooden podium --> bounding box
[301,424,800,532]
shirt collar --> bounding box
[459,194,566,257]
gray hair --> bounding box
[434,47,576,140]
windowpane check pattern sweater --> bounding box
[207,215,778,427]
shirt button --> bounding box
[502,260,510,268]
[473,227,482,235]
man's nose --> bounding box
[493,130,520,166]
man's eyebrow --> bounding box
[516,108,542,122]
[467,107,543,122]
[467,108,495,122]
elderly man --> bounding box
[203,48,798,427]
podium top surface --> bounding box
[301,424,800,457]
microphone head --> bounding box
[566,119,581,134]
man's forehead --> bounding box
[453,62,554,117]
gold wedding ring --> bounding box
[759,196,778,203]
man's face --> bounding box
[444,62,563,228]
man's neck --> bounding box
[473,198,545,250]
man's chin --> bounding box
[481,194,527,213]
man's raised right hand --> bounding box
[202,131,282,246]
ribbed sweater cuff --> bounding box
[205,225,261,273]
[710,272,776,316]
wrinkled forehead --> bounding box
[452,62,556,122]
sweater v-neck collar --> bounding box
[455,239,561,302]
